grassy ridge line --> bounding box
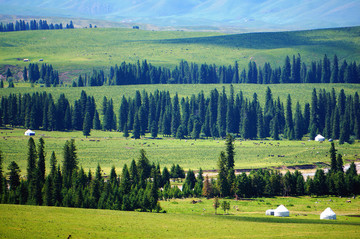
[1,26,360,76]
[1,197,360,238]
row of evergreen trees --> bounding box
[0,139,163,212]
[118,87,360,143]
[207,136,360,198]
[73,55,360,86]
[1,87,359,143]
[23,63,60,86]
[1,136,358,211]
[0,19,74,32]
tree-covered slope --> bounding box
[1,26,360,77]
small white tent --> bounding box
[274,205,289,217]
[24,129,35,136]
[265,209,275,216]
[315,134,325,141]
[320,207,336,220]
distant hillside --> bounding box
[1,25,360,79]
[0,0,359,31]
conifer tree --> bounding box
[329,143,337,172]
[7,161,20,191]
[285,94,294,140]
[37,137,46,184]
[132,114,141,139]
[27,137,37,185]
[82,112,92,137]
[217,151,229,197]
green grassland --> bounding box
[1,128,359,176]
[1,84,360,175]
[1,196,359,238]
[1,26,360,78]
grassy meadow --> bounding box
[0,128,359,176]
[1,26,360,78]
[1,196,359,238]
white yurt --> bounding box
[24,129,35,136]
[315,134,325,141]
[274,205,290,217]
[265,209,275,216]
[320,207,336,220]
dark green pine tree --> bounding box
[120,164,131,194]
[310,89,319,139]
[294,102,303,140]
[49,151,57,178]
[132,114,141,139]
[332,107,340,139]
[171,93,181,137]
[217,88,227,138]
[191,118,201,139]
[27,137,37,185]
[285,94,294,140]
[37,137,46,185]
[62,139,78,188]
[23,67,28,81]
[339,115,350,144]
[217,151,229,197]
[329,142,337,172]
[263,87,274,137]
[93,110,101,130]
[271,114,279,140]
[257,108,265,139]
[7,161,21,191]
[82,112,92,137]
[331,55,339,83]
[281,56,291,83]
[337,154,343,172]
[118,96,128,132]
[123,124,130,138]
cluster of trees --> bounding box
[0,139,163,212]
[0,19,74,32]
[73,55,360,86]
[167,137,360,199]
[0,91,100,132]
[1,87,359,144]
[0,137,359,212]
[119,87,360,144]
[23,63,60,86]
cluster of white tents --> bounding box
[266,205,336,220]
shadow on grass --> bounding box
[218,215,360,226]
[148,26,360,51]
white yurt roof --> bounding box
[274,205,289,217]
[24,129,35,136]
[265,209,275,216]
[320,207,336,220]
[315,134,325,141]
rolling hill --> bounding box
[1,0,360,31]
[1,26,360,79]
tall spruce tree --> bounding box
[37,137,46,185]
[26,137,37,185]
[285,94,294,140]
[329,143,337,172]
[82,112,92,137]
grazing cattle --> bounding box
[346,200,351,203]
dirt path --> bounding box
[200,161,360,178]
